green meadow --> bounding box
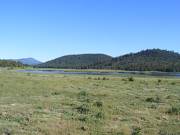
[0,69,179,135]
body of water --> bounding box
[17,69,180,78]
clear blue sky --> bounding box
[0,0,179,62]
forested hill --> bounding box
[37,54,112,69]
[0,60,23,67]
[36,49,180,72]
[110,49,180,72]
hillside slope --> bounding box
[36,49,180,72]
[37,54,112,69]
[110,49,180,72]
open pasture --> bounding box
[0,69,179,135]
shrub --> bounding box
[78,91,90,102]
[51,92,60,95]
[122,78,127,81]
[78,91,87,97]
[128,77,134,82]
[102,77,109,80]
[95,112,105,119]
[171,82,176,85]
[80,126,87,131]
[76,104,89,114]
[102,77,106,80]
[145,96,161,103]
[36,106,43,110]
[158,79,162,83]
[146,97,154,102]
[149,104,158,109]
[132,127,141,135]
[94,101,103,107]
[78,115,88,122]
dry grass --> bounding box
[0,69,179,135]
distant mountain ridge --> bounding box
[37,49,180,72]
[12,58,42,65]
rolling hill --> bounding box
[37,54,112,69]
[110,49,180,72]
[37,49,180,72]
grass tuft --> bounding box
[167,106,180,115]
[76,104,90,114]
[145,96,161,103]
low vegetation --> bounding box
[0,69,179,135]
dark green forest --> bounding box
[110,49,180,72]
[36,49,180,72]
[36,54,112,69]
[0,60,23,67]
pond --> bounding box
[17,69,180,78]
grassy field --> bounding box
[0,69,179,135]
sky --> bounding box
[0,0,179,62]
